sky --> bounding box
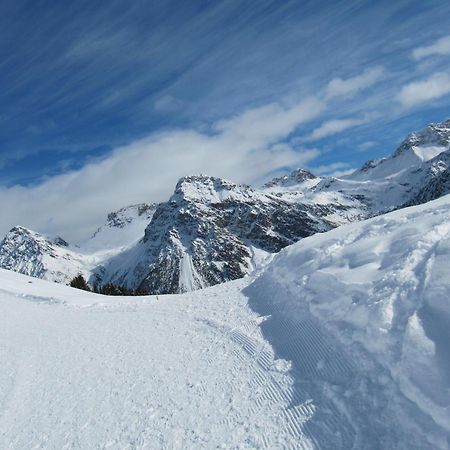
[1,0,450,241]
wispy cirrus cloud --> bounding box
[325,67,385,100]
[2,0,450,242]
[306,117,370,141]
[2,0,450,184]
[397,72,450,108]
[412,35,450,60]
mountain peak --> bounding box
[86,202,158,252]
[347,119,450,181]
[7,225,33,235]
[393,119,450,158]
[173,175,250,203]
[105,203,156,229]
[263,168,317,189]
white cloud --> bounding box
[412,35,450,60]
[306,117,368,141]
[0,67,384,242]
[0,98,324,242]
[311,162,352,177]
[397,72,450,108]
[325,67,385,99]
[358,140,377,151]
[153,95,183,113]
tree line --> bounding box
[69,274,146,296]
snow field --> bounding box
[0,273,314,449]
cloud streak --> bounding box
[306,117,369,141]
[325,67,385,100]
[412,35,450,60]
[397,72,450,108]
[0,63,389,242]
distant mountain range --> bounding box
[1,119,450,294]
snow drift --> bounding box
[247,194,450,448]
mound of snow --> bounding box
[247,194,450,448]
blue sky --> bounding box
[1,0,450,239]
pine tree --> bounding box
[69,274,91,291]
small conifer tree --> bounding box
[69,274,91,291]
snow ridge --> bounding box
[247,194,450,449]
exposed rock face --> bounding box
[402,151,450,207]
[0,226,86,283]
[136,176,347,294]
[263,168,317,188]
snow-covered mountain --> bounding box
[1,119,450,293]
[85,202,158,252]
[316,119,450,212]
[96,175,362,294]
[0,226,89,284]
[0,203,158,285]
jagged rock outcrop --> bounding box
[0,226,86,283]
[263,168,317,188]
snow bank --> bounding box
[247,194,450,448]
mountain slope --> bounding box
[314,119,450,212]
[85,202,158,252]
[0,226,88,284]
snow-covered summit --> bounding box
[97,170,361,294]
[103,203,156,229]
[263,168,318,189]
[312,119,450,213]
[0,202,159,285]
[348,119,450,181]
[172,175,257,206]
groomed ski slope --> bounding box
[0,272,313,449]
[1,195,450,449]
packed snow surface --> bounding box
[1,195,450,448]
[0,271,313,449]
